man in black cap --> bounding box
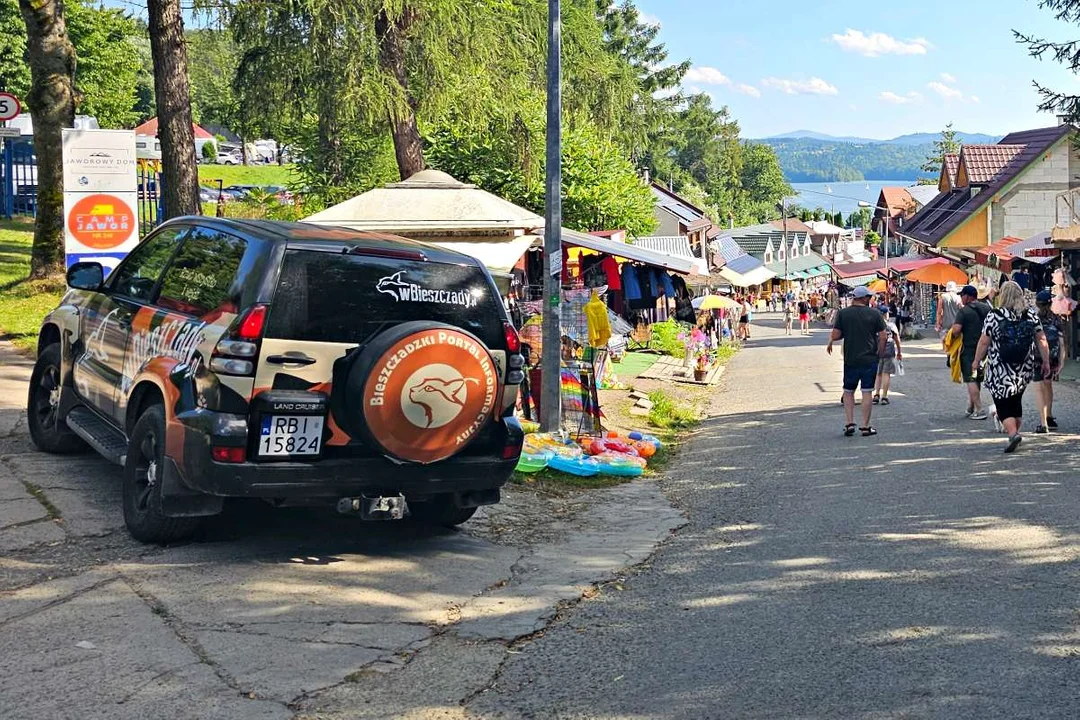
[949,284,991,420]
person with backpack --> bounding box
[948,285,992,420]
[1033,290,1063,434]
[797,295,811,335]
[972,281,1052,453]
[872,304,902,405]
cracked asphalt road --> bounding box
[466,315,1080,719]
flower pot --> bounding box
[694,368,708,382]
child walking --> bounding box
[784,302,794,335]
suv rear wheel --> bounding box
[409,495,478,527]
[122,405,200,543]
[27,344,86,454]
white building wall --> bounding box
[998,141,1080,239]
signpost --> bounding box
[62,129,138,275]
[0,93,20,122]
[0,93,21,219]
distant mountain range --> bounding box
[754,130,1002,183]
[763,129,1001,145]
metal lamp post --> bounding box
[540,0,562,433]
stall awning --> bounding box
[719,264,777,288]
[430,235,538,275]
[838,273,881,287]
[886,256,950,274]
[560,228,696,274]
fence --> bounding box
[1,137,164,235]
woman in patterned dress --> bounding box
[972,281,1052,454]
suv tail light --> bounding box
[211,304,268,376]
[503,321,521,354]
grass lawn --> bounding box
[197,164,297,188]
[0,217,64,353]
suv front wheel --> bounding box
[123,405,200,543]
[409,496,478,527]
[27,344,87,454]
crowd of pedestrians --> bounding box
[824,277,1067,454]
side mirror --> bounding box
[67,262,104,291]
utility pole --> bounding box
[782,198,789,293]
[540,0,562,433]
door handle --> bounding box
[266,353,316,366]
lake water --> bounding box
[790,180,918,217]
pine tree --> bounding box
[921,122,960,175]
[1016,1,1080,120]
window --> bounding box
[265,250,506,348]
[157,227,248,317]
[110,226,187,301]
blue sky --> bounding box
[637,0,1079,139]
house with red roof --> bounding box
[134,117,216,159]
[896,124,1078,256]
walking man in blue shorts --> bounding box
[827,286,888,437]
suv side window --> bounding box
[110,226,187,302]
[157,227,248,317]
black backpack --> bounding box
[997,312,1036,366]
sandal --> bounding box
[844,424,856,437]
[872,394,880,405]
[880,398,890,406]
[860,427,877,437]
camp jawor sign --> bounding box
[62,129,138,275]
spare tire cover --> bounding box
[347,321,501,464]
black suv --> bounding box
[28,218,525,542]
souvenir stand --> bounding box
[509,231,695,435]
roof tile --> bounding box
[960,144,1026,185]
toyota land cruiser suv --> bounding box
[28,218,525,543]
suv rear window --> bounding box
[265,250,506,348]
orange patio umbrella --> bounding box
[906,263,968,287]
[866,279,888,293]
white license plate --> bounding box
[259,415,324,457]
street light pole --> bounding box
[782,198,789,292]
[540,0,562,433]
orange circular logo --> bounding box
[363,328,499,464]
[68,193,136,249]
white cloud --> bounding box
[928,81,964,100]
[941,72,957,83]
[684,66,731,86]
[762,76,839,96]
[879,90,923,104]
[831,29,930,57]
[639,11,661,26]
[970,95,980,103]
[735,83,761,98]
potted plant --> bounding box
[679,327,713,381]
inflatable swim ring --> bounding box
[548,453,600,476]
[515,447,554,473]
[592,451,646,477]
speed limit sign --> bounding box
[0,93,21,122]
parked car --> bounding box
[223,184,260,200]
[198,186,230,203]
[28,218,525,542]
[216,152,240,165]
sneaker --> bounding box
[1035,425,1049,434]
[1004,435,1023,454]
[1047,416,1059,429]
[968,411,988,420]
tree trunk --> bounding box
[375,8,425,180]
[18,0,75,280]
[147,0,199,218]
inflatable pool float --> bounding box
[518,419,541,434]
[586,437,639,457]
[592,451,646,477]
[515,448,553,473]
[548,453,600,476]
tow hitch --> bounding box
[336,494,407,520]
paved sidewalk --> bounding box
[469,314,1080,719]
